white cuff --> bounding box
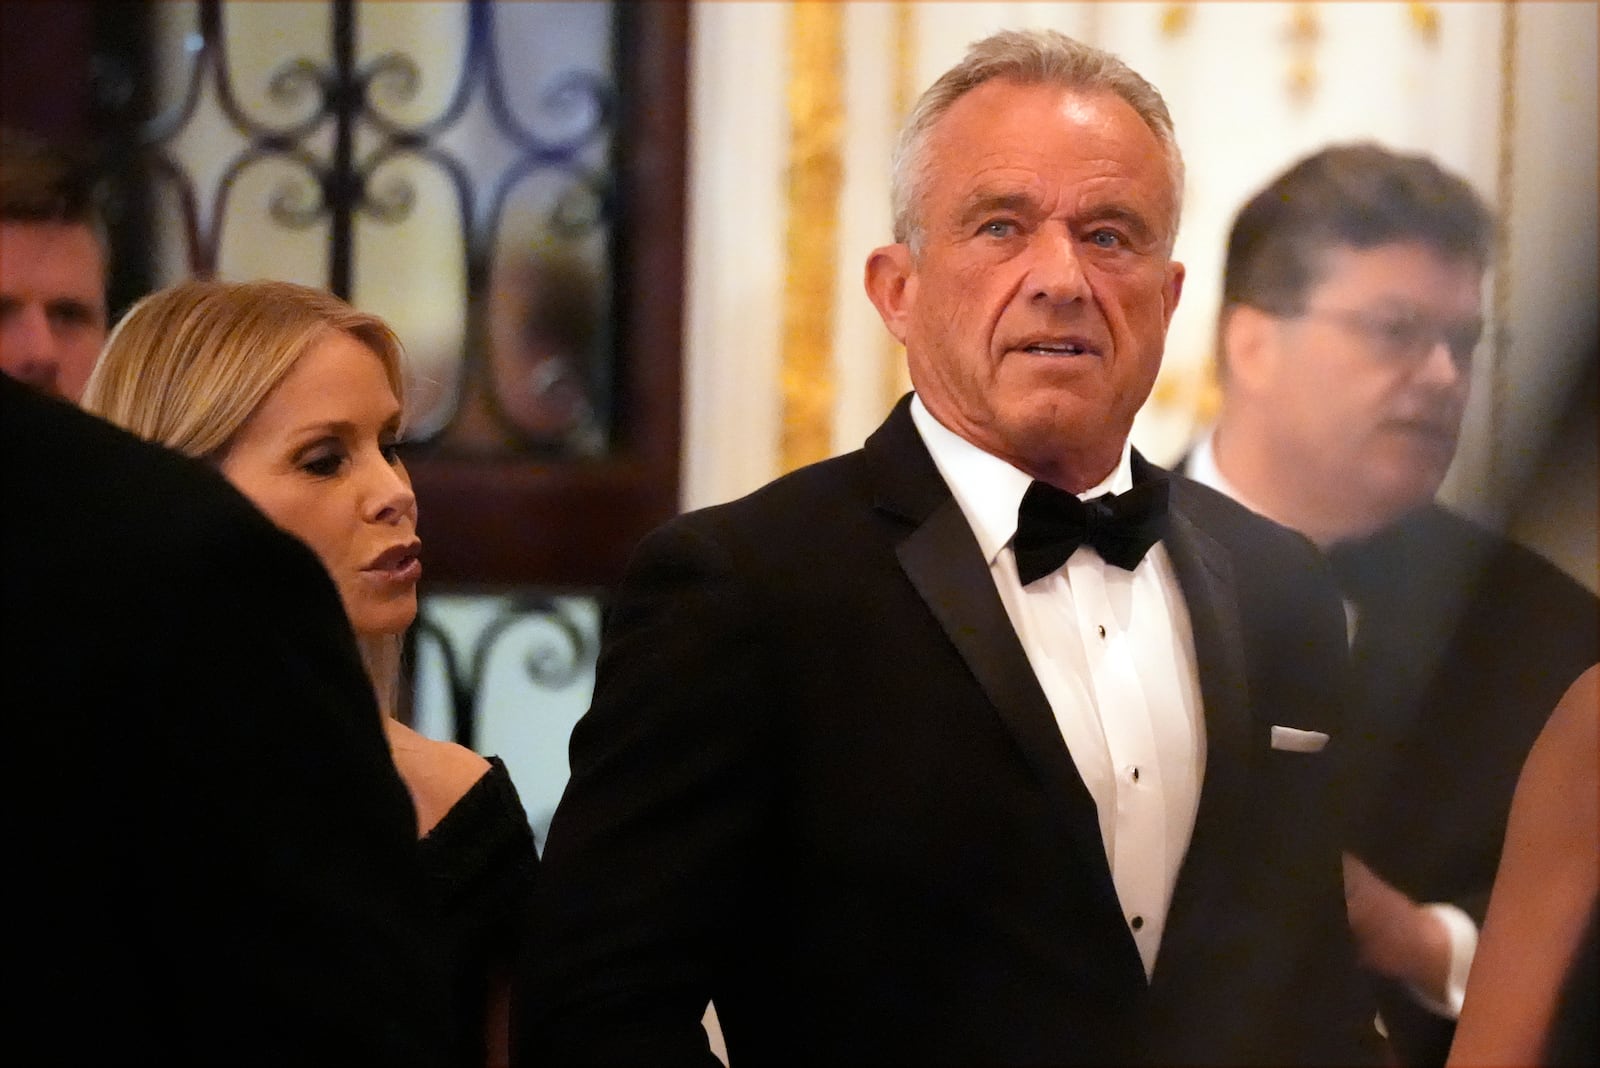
[1403,902,1478,1018]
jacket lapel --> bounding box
[865,399,1119,906]
[1146,474,1256,985]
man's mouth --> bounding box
[1017,337,1097,357]
[1391,414,1459,439]
[1385,418,1461,456]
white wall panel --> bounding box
[681,2,790,510]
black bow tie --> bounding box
[1325,536,1389,608]
[1013,478,1170,583]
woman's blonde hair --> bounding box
[82,278,410,713]
[82,278,404,460]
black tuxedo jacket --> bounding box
[1329,504,1599,1068]
[2,375,454,1066]
[519,398,1377,1066]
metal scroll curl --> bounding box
[411,596,599,752]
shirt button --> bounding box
[1131,915,1144,931]
[1130,766,1140,783]
[1096,624,1106,638]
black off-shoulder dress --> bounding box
[419,756,539,1066]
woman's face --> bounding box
[220,330,420,637]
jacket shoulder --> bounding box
[640,447,878,566]
[1165,467,1325,561]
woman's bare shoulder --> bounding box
[1529,664,1599,793]
[383,720,493,837]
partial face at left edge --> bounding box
[0,221,107,401]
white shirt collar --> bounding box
[1186,426,1270,519]
[1190,426,1360,642]
[909,394,1135,567]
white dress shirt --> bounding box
[911,396,1205,978]
[1185,426,1476,1017]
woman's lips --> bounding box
[362,541,422,584]
[364,556,422,585]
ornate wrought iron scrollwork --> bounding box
[263,57,331,131]
[361,51,422,117]
[411,597,599,751]
[100,0,618,450]
[258,149,330,230]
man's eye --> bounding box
[1087,229,1125,249]
[1379,319,1425,348]
[980,219,1017,238]
[48,302,97,327]
[1446,326,1483,361]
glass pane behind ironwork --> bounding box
[411,592,600,847]
[131,0,617,458]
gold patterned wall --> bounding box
[779,3,844,473]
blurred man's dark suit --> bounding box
[1180,443,1599,1067]
[1326,503,1599,1067]
[1,373,454,1066]
[519,396,1377,1066]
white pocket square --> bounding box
[1270,725,1329,753]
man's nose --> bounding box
[1025,228,1091,307]
[1414,335,1468,392]
[0,305,62,388]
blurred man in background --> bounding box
[0,128,107,399]
[1189,142,1599,1068]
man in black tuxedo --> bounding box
[518,29,1376,1066]
[1186,143,1599,1068]
[2,372,455,1066]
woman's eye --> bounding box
[300,452,344,477]
[381,441,403,465]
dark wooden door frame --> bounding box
[408,1,688,593]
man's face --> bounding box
[866,79,1184,490]
[0,221,108,401]
[1253,242,1482,535]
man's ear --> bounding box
[1162,261,1185,328]
[1218,304,1279,394]
[864,243,915,345]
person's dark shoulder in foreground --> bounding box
[1,373,455,1066]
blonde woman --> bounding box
[83,278,536,1067]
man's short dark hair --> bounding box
[1222,142,1493,316]
[1,127,106,239]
